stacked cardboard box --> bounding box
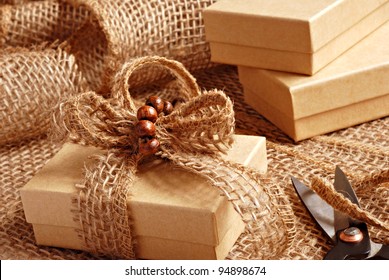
[204,0,389,141]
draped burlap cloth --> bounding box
[0,44,87,146]
[0,0,388,260]
[0,0,215,92]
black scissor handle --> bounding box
[324,223,371,260]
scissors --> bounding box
[291,166,389,260]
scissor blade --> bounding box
[334,166,360,206]
[333,166,361,232]
[291,177,336,241]
[334,166,375,259]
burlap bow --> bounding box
[53,56,294,259]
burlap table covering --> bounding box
[0,0,388,260]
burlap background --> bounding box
[0,0,388,259]
[0,44,87,145]
[0,0,215,92]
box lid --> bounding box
[204,0,388,53]
[21,135,266,247]
[239,21,389,120]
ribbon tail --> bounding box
[310,177,389,232]
[159,150,296,259]
[74,150,138,259]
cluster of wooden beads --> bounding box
[135,96,173,155]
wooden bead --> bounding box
[137,105,158,122]
[163,101,173,115]
[135,120,156,138]
[139,138,160,155]
[146,95,164,113]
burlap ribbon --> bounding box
[311,176,389,232]
[52,56,295,259]
[271,142,389,234]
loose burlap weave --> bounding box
[0,0,388,260]
[1,0,215,92]
[0,44,87,146]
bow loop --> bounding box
[55,57,234,157]
[157,89,235,155]
[111,56,202,111]
[55,91,138,151]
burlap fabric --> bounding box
[0,0,32,4]
[0,44,87,146]
[0,0,215,92]
[0,0,388,260]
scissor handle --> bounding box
[325,223,371,260]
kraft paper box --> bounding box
[21,135,267,260]
[239,21,389,142]
[204,0,389,75]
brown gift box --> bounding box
[204,0,389,75]
[239,21,389,142]
[21,134,267,260]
